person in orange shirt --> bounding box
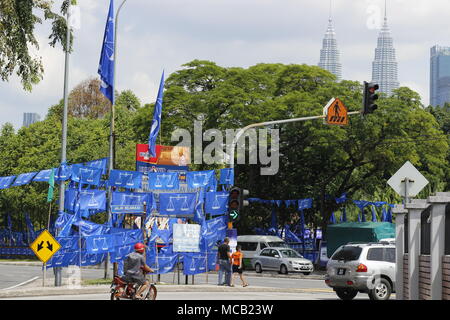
[230,245,249,287]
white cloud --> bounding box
[0,0,448,130]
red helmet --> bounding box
[134,243,145,253]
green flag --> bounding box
[47,168,55,203]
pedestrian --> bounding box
[217,237,232,286]
[230,245,249,287]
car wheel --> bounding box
[369,278,392,301]
[280,264,288,275]
[255,263,262,273]
[335,288,358,300]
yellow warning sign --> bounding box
[326,98,349,126]
[30,230,61,264]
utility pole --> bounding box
[55,1,72,287]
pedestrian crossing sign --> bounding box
[325,98,349,126]
[30,230,61,264]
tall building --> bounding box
[430,45,450,107]
[23,113,41,128]
[318,10,342,81]
[371,7,399,96]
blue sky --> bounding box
[1,0,448,129]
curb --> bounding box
[0,284,333,299]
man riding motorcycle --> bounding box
[120,242,154,299]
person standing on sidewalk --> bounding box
[217,237,232,286]
[230,245,249,287]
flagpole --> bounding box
[106,0,128,280]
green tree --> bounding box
[0,0,76,90]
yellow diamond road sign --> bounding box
[30,230,61,264]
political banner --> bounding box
[85,234,114,254]
[186,170,215,189]
[108,170,143,189]
[147,171,179,190]
[85,158,108,175]
[79,189,107,211]
[159,193,197,215]
[298,198,313,211]
[0,176,16,189]
[183,253,207,275]
[111,191,154,214]
[150,254,179,274]
[205,191,229,215]
[173,223,201,252]
[33,169,54,182]
[55,163,72,181]
[12,172,37,187]
[219,168,234,186]
[71,164,103,186]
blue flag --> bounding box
[98,0,115,104]
[148,71,165,157]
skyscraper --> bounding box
[23,113,41,128]
[430,45,450,107]
[371,6,399,96]
[318,4,342,81]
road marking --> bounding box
[1,276,39,291]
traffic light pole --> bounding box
[228,111,361,170]
[226,111,361,229]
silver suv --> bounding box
[325,242,396,300]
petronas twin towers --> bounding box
[318,3,399,96]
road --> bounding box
[0,263,377,300]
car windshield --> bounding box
[279,249,302,258]
[268,242,288,248]
[331,246,362,261]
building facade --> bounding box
[371,16,399,96]
[23,113,41,128]
[318,17,342,81]
[430,45,450,107]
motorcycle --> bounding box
[110,273,157,300]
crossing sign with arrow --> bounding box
[30,230,61,263]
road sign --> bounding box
[325,98,349,126]
[30,230,61,264]
[387,161,429,199]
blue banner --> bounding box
[71,164,103,186]
[12,172,37,187]
[111,191,154,214]
[183,253,207,275]
[79,189,106,211]
[85,234,114,254]
[85,158,108,175]
[150,254,179,274]
[0,176,16,189]
[148,71,165,158]
[108,170,143,189]
[33,169,54,182]
[186,170,215,189]
[205,191,229,215]
[147,171,179,190]
[159,193,197,215]
[298,198,313,211]
[98,0,115,104]
[55,162,72,181]
[219,168,234,186]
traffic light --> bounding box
[362,81,379,116]
[228,187,249,223]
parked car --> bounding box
[325,242,396,300]
[252,247,314,275]
[237,235,289,269]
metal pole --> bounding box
[54,3,72,287]
[106,0,128,280]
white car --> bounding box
[325,242,396,300]
[252,247,314,275]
